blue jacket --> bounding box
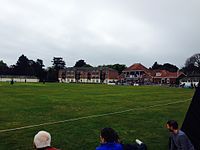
[96,142,123,150]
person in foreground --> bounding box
[166,120,194,150]
[96,127,123,150]
[33,131,59,150]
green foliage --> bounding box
[15,54,30,75]
[52,57,66,70]
[0,60,8,75]
[150,62,178,72]
[74,59,92,68]
[46,67,58,82]
[50,57,66,82]
[74,59,86,67]
[151,62,162,70]
[0,60,7,67]
[0,83,194,150]
[1,55,45,80]
[99,64,127,74]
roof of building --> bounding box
[123,63,155,77]
[62,67,118,72]
[123,63,149,71]
[121,63,186,79]
[154,70,185,78]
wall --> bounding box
[0,77,39,82]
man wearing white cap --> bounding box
[33,131,59,150]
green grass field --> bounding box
[0,83,194,150]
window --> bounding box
[156,73,161,77]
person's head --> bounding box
[33,131,51,149]
[166,120,179,132]
[100,128,120,143]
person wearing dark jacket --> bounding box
[96,128,123,150]
[166,120,194,150]
[33,131,59,150]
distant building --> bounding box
[180,74,200,87]
[120,63,155,84]
[0,75,39,82]
[58,67,119,84]
[153,70,185,84]
[120,63,185,85]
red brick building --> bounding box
[120,63,185,85]
[121,63,155,84]
[58,67,119,84]
[153,70,185,84]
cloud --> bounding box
[0,0,200,68]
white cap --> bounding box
[34,131,51,148]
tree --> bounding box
[46,67,58,82]
[98,64,127,74]
[51,57,66,82]
[162,63,178,72]
[7,55,46,81]
[74,59,92,67]
[109,64,127,74]
[36,59,44,69]
[14,54,30,75]
[0,60,7,68]
[182,64,198,75]
[182,53,200,75]
[150,62,178,72]
[33,59,45,81]
[28,60,36,76]
[151,62,162,70]
[52,57,66,70]
[185,53,200,68]
[74,60,86,67]
[9,65,16,75]
[83,64,92,67]
[0,60,8,75]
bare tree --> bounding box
[185,53,200,67]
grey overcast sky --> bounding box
[0,0,200,68]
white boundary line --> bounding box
[0,98,191,133]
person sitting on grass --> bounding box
[33,131,59,150]
[166,120,194,150]
[96,127,123,150]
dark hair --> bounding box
[167,120,178,130]
[100,128,119,143]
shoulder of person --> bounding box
[177,132,189,142]
[114,143,123,150]
[116,143,123,147]
[179,130,186,134]
[178,130,187,137]
[96,145,104,150]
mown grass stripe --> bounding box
[0,98,191,133]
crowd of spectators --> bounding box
[33,120,194,150]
